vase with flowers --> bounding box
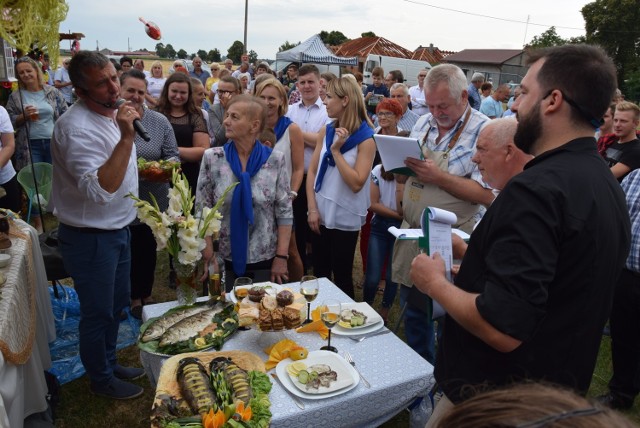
[128,170,236,306]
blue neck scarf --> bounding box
[224,141,272,275]
[274,116,293,141]
[314,120,374,192]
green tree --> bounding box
[248,49,258,64]
[582,0,640,94]
[361,31,376,38]
[319,30,349,46]
[208,49,221,63]
[278,40,300,52]
[176,49,187,59]
[527,27,567,48]
[155,42,166,58]
[227,41,245,63]
[196,49,208,60]
[164,43,176,58]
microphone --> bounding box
[115,99,151,141]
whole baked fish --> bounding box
[141,304,211,343]
[158,306,222,347]
[177,357,217,415]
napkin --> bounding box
[264,339,299,370]
[295,307,329,339]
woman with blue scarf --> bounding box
[256,78,305,282]
[306,76,376,298]
[196,95,293,287]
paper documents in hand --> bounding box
[373,134,423,176]
[388,227,470,241]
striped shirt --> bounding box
[621,169,640,272]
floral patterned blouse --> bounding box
[195,145,293,264]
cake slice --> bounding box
[283,306,301,329]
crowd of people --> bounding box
[2,45,639,426]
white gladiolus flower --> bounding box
[126,175,234,268]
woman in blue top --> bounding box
[6,56,67,231]
[306,76,376,298]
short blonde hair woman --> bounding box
[145,60,166,107]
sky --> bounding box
[58,0,591,60]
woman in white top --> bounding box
[0,106,20,213]
[145,60,166,107]
[256,78,304,281]
[306,76,376,298]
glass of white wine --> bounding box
[234,277,253,301]
[319,299,341,353]
[300,275,319,325]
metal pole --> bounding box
[243,0,248,54]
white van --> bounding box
[363,55,432,88]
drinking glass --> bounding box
[319,299,341,353]
[234,277,253,301]
[300,275,319,325]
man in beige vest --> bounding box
[392,64,492,363]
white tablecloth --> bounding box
[141,277,434,428]
[0,220,56,428]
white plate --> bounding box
[275,350,359,399]
[229,282,283,303]
[332,302,384,335]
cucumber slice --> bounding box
[297,370,310,384]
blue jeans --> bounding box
[363,215,401,307]
[29,138,52,164]
[400,284,438,364]
[58,224,131,386]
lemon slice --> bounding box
[338,320,352,329]
[194,337,207,348]
[286,361,306,377]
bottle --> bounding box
[208,240,225,300]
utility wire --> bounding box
[400,0,585,31]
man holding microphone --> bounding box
[51,51,144,400]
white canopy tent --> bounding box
[274,34,358,72]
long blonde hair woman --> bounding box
[306,76,375,298]
[256,78,304,281]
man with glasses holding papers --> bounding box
[391,64,492,364]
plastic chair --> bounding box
[17,162,53,223]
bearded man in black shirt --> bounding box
[412,45,631,428]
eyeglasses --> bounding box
[377,111,397,118]
[542,89,603,128]
[217,89,235,96]
[15,56,34,65]
[211,68,219,71]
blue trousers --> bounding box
[58,224,131,386]
[400,284,437,364]
[29,138,52,164]
[363,215,401,307]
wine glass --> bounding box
[300,275,319,325]
[234,277,252,301]
[319,299,341,353]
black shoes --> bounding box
[113,364,145,381]
[90,377,143,400]
[596,392,635,410]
